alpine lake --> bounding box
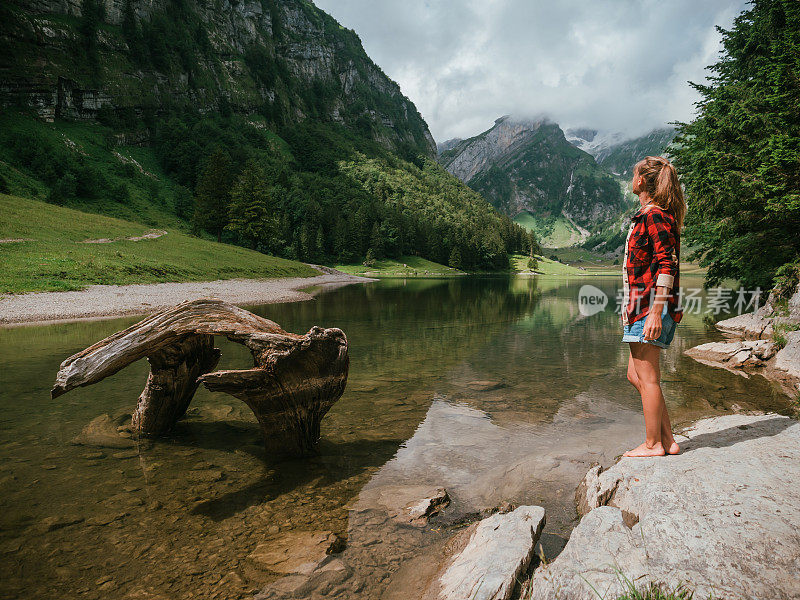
[0,275,793,599]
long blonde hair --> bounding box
[634,156,686,232]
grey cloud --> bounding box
[314,0,747,142]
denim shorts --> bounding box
[622,305,677,349]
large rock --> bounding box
[352,484,451,527]
[529,413,800,600]
[684,339,777,370]
[715,308,774,338]
[243,531,343,583]
[686,330,800,386]
[71,414,135,449]
[429,505,546,600]
[715,282,800,339]
[775,330,800,378]
[253,558,352,599]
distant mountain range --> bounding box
[566,126,677,178]
[438,117,676,248]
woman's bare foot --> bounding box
[662,431,680,455]
[623,442,665,457]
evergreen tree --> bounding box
[354,206,371,255]
[334,217,356,262]
[47,174,77,205]
[226,160,284,252]
[449,246,462,270]
[300,222,313,261]
[174,185,194,220]
[671,0,800,290]
[527,229,539,258]
[370,222,384,259]
[194,148,234,242]
[79,0,105,75]
[363,248,376,267]
[121,0,144,58]
[315,225,325,261]
[122,0,137,42]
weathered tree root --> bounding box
[51,299,349,456]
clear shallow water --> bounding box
[0,276,792,599]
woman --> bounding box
[621,156,686,457]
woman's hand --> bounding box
[643,311,662,341]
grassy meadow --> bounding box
[0,194,318,294]
[512,211,586,247]
[512,253,619,276]
[333,255,463,277]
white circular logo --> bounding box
[578,285,608,316]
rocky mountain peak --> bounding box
[436,137,463,154]
[438,114,627,241]
[438,115,553,183]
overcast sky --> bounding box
[314,0,747,143]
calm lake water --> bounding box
[0,276,792,599]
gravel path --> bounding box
[0,266,375,326]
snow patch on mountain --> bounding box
[565,128,626,162]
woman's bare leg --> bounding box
[660,403,679,454]
[625,342,664,456]
[623,342,666,457]
[626,351,679,454]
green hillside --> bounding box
[511,253,618,276]
[0,0,530,279]
[0,109,191,227]
[0,194,317,294]
[512,211,586,247]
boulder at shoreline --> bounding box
[431,505,546,600]
[529,413,800,600]
[714,282,800,339]
[686,281,800,387]
[684,339,777,371]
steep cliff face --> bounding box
[438,116,626,231]
[0,0,435,157]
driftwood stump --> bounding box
[51,299,349,456]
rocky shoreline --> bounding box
[683,282,800,394]
[0,266,375,326]
[242,412,800,600]
[528,412,800,599]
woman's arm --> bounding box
[642,210,678,341]
[643,285,670,340]
[647,210,679,290]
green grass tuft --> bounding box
[614,581,695,600]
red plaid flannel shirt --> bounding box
[622,203,682,326]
